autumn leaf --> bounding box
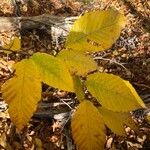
[2,59,41,130]
[66,9,125,52]
[57,49,97,76]
[2,36,21,53]
[72,75,85,102]
[31,52,74,92]
[71,100,106,150]
[86,73,145,112]
[99,107,138,135]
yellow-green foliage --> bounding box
[2,36,21,54]
[66,9,125,52]
[71,100,106,150]
[57,50,97,76]
[31,52,75,92]
[2,59,41,130]
[86,73,145,112]
[2,10,146,149]
[98,107,138,136]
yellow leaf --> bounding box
[145,115,150,123]
[66,10,125,52]
[86,73,145,112]
[144,111,150,124]
[98,107,138,135]
[3,36,21,53]
[71,100,106,150]
[2,59,41,130]
[57,49,97,76]
[31,52,74,92]
[72,75,85,102]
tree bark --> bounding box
[0,14,77,31]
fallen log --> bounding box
[0,14,77,31]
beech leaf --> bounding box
[31,52,74,92]
[66,9,125,52]
[99,107,138,135]
[71,100,106,150]
[57,49,97,76]
[2,59,41,130]
[2,36,21,53]
[86,73,145,112]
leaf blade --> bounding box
[57,50,97,76]
[66,10,125,52]
[86,73,145,112]
[31,52,74,92]
[99,107,138,135]
[72,75,85,102]
[3,36,21,53]
[71,100,106,150]
[2,59,41,130]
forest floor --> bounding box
[0,0,150,149]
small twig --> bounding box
[62,111,75,150]
[0,48,17,54]
[59,98,73,110]
[133,82,150,90]
[63,127,74,150]
[94,56,128,70]
[113,60,128,71]
[13,0,21,17]
[0,48,30,56]
[31,32,50,51]
[64,16,78,22]
[38,101,73,108]
[60,111,72,133]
